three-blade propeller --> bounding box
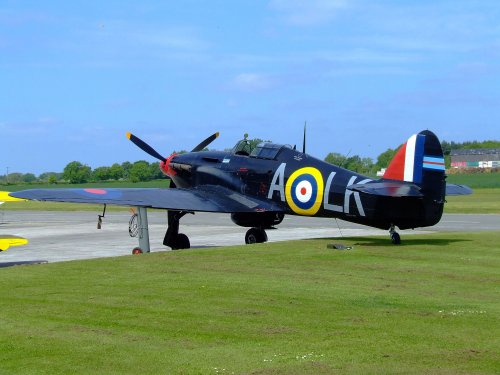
[126,132,166,162]
[126,131,220,162]
[191,132,220,152]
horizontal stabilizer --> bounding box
[446,184,473,196]
[349,181,423,198]
[0,235,29,251]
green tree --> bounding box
[248,138,267,151]
[48,175,58,184]
[22,173,37,183]
[63,161,92,183]
[361,157,375,175]
[325,152,348,167]
[6,173,23,184]
[376,147,400,169]
[148,162,164,180]
[129,160,153,183]
[109,163,124,180]
[92,166,111,182]
[121,162,132,180]
[39,172,62,183]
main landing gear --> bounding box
[163,210,192,250]
[128,207,151,254]
[245,227,268,244]
[389,224,401,245]
[128,207,271,253]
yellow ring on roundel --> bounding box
[285,167,324,216]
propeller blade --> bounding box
[191,132,220,152]
[126,132,166,161]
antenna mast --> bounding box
[302,121,307,154]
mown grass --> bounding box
[444,188,500,214]
[447,172,500,189]
[1,232,499,374]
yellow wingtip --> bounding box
[215,131,220,138]
[0,236,28,251]
[0,192,26,202]
[126,131,131,139]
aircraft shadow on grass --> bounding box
[0,260,48,268]
[321,236,473,247]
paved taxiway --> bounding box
[1,210,499,264]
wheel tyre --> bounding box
[245,228,267,244]
[132,247,143,255]
[391,232,401,245]
[175,233,190,249]
[246,232,257,244]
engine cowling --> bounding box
[231,212,285,229]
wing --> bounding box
[9,186,285,213]
[446,183,473,196]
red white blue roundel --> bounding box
[285,167,324,215]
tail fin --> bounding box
[383,130,446,200]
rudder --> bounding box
[384,130,446,202]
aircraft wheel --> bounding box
[132,247,143,255]
[173,233,190,250]
[391,232,401,245]
[245,228,268,244]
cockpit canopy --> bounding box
[231,139,291,160]
[231,139,253,156]
[250,142,291,160]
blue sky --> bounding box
[1,0,499,174]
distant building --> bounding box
[450,148,500,168]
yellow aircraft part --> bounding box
[0,191,26,202]
[0,236,29,251]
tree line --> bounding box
[0,160,166,185]
[1,139,497,185]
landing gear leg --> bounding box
[245,227,268,244]
[129,206,150,254]
[163,210,191,250]
[389,224,401,245]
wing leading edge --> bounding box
[9,186,285,213]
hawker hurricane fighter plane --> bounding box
[10,129,471,253]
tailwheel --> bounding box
[390,232,401,245]
[172,233,190,250]
[389,224,401,245]
[132,247,143,255]
[245,228,268,244]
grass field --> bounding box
[446,172,500,189]
[445,188,500,214]
[1,232,499,374]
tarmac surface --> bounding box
[1,210,499,265]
